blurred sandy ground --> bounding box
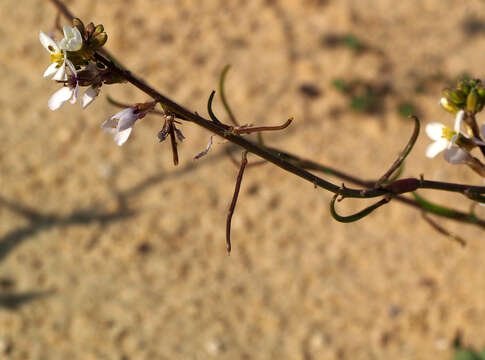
[2,0,485,359]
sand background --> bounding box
[2,0,485,359]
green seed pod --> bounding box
[466,89,479,113]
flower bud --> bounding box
[90,32,108,48]
[477,86,485,98]
[457,80,471,95]
[443,88,466,105]
[93,24,104,36]
[86,22,95,37]
[466,89,479,113]
[440,97,460,114]
[72,18,86,38]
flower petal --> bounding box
[112,108,134,120]
[425,140,447,158]
[52,62,67,81]
[472,137,485,146]
[43,62,59,78]
[425,122,445,141]
[117,108,137,131]
[39,31,59,53]
[444,147,469,164]
[69,83,79,104]
[48,87,73,111]
[66,58,77,76]
[454,110,465,133]
[101,117,119,134]
[59,26,83,51]
[194,136,214,160]
[114,127,133,146]
[81,86,100,109]
[480,125,485,140]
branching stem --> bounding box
[47,0,485,232]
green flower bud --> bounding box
[440,97,460,114]
[457,80,471,95]
[93,24,104,36]
[443,88,466,105]
[476,86,485,98]
[90,32,108,48]
[466,89,479,113]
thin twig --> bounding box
[375,115,419,187]
[269,146,485,228]
[219,65,239,126]
[207,91,224,125]
[422,212,466,247]
[226,151,248,253]
[230,118,293,135]
[226,148,266,168]
[168,118,179,166]
[330,194,391,223]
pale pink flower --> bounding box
[102,108,141,146]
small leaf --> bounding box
[342,34,364,52]
[397,102,416,118]
[332,79,349,93]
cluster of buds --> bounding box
[426,78,485,178]
[440,79,485,115]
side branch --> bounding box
[226,151,248,253]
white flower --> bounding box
[39,31,69,81]
[425,111,469,164]
[47,61,78,111]
[102,108,140,146]
[59,26,83,52]
[425,122,455,157]
[39,26,82,82]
